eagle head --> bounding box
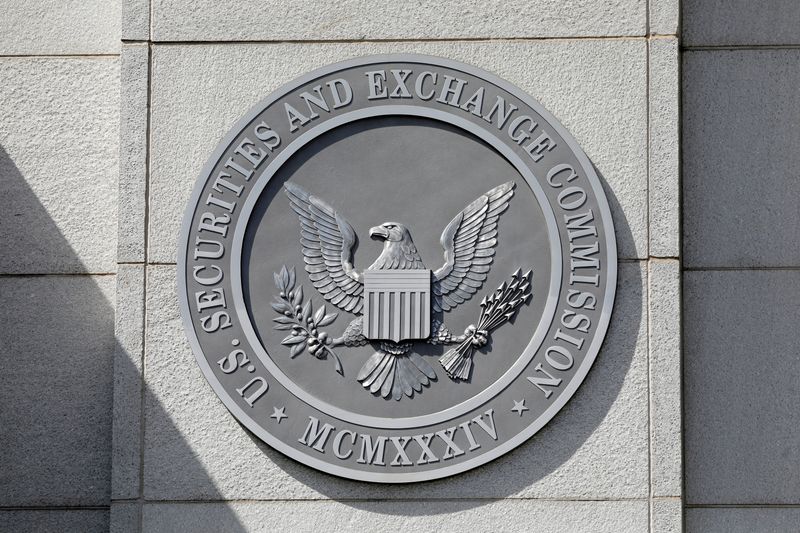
[369,222,410,243]
[368,222,425,270]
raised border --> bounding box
[177,53,618,483]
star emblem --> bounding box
[270,406,288,423]
[511,399,529,416]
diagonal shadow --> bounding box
[0,146,247,532]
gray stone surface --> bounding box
[649,0,679,35]
[0,510,109,533]
[649,259,681,497]
[684,270,800,504]
[150,0,646,42]
[122,0,150,41]
[683,49,800,268]
[0,275,116,506]
[0,0,120,55]
[110,502,140,533]
[144,262,647,500]
[0,57,119,274]
[648,38,680,258]
[652,499,682,533]
[142,499,648,533]
[112,265,145,499]
[119,45,149,263]
[687,508,800,533]
[148,40,647,264]
[683,0,800,46]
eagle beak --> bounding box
[369,225,388,240]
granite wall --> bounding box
[0,1,688,531]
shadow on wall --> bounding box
[0,142,640,530]
[0,146,247,532]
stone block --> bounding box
[148,40,647,263]
[143,262,647,500]
[112,265,145,499]
[110,502,140,533]
[683,0,800,46]
[649,0,679,35]
[142,499,648,533]
[687,508,800,533]
[652,498,682,533]
[0,276,115,506]
[0,57,119,274]
[123,0,150,41]
[649,259,681,497]
[150,0,645,41]
[684,271,800,503]
[648,38,679,258]
[118,45,149,263]
[683,49,800,268]
[0,1,120,55]
[0,510,108,533]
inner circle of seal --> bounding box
[231,105,562,429]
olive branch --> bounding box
[271,265,343,375]
[439,268,532,381]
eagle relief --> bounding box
[272,180,531,400]
[179,55,617,482]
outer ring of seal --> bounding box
[178,54,617,483]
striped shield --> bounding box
[363,269,431,343]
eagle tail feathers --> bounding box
[357,343,437,401]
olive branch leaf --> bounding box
[271,265,343,375]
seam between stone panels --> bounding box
[0,272,117,277]
[683,266,800,271]
[0,506,112,511]
[0,54,120,59]
[137,497,653,504]
[683,44,800,51]
[645,7,652,531]
[147,36,649,46]
[686,504,800,509]
[136,40,153,533]
[676,27,686,533]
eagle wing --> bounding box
[284,181,364,314]
[432,181,515,312]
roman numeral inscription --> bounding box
[297,409,498,466]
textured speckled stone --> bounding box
[649,0,679,35]
[110,502,140,533]
[112,265,145,499]
[683,50,800,268]
[144,262,646,500]
[685,270,800,504]
[0,58,119,274]
[0,276,116,506]
[151,0,646,41]
[649,259,681,497]
[118,45,149,263]
[648,38,679,258]
[0,0,120,55]
[652,498,682,533]
[142,499,648,533]
[148,40,647,264]
[683,0,800,46]
[0,510,109,533]
[687,508,800,533]
[122,0,150,41]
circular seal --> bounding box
[178,54,616,483]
